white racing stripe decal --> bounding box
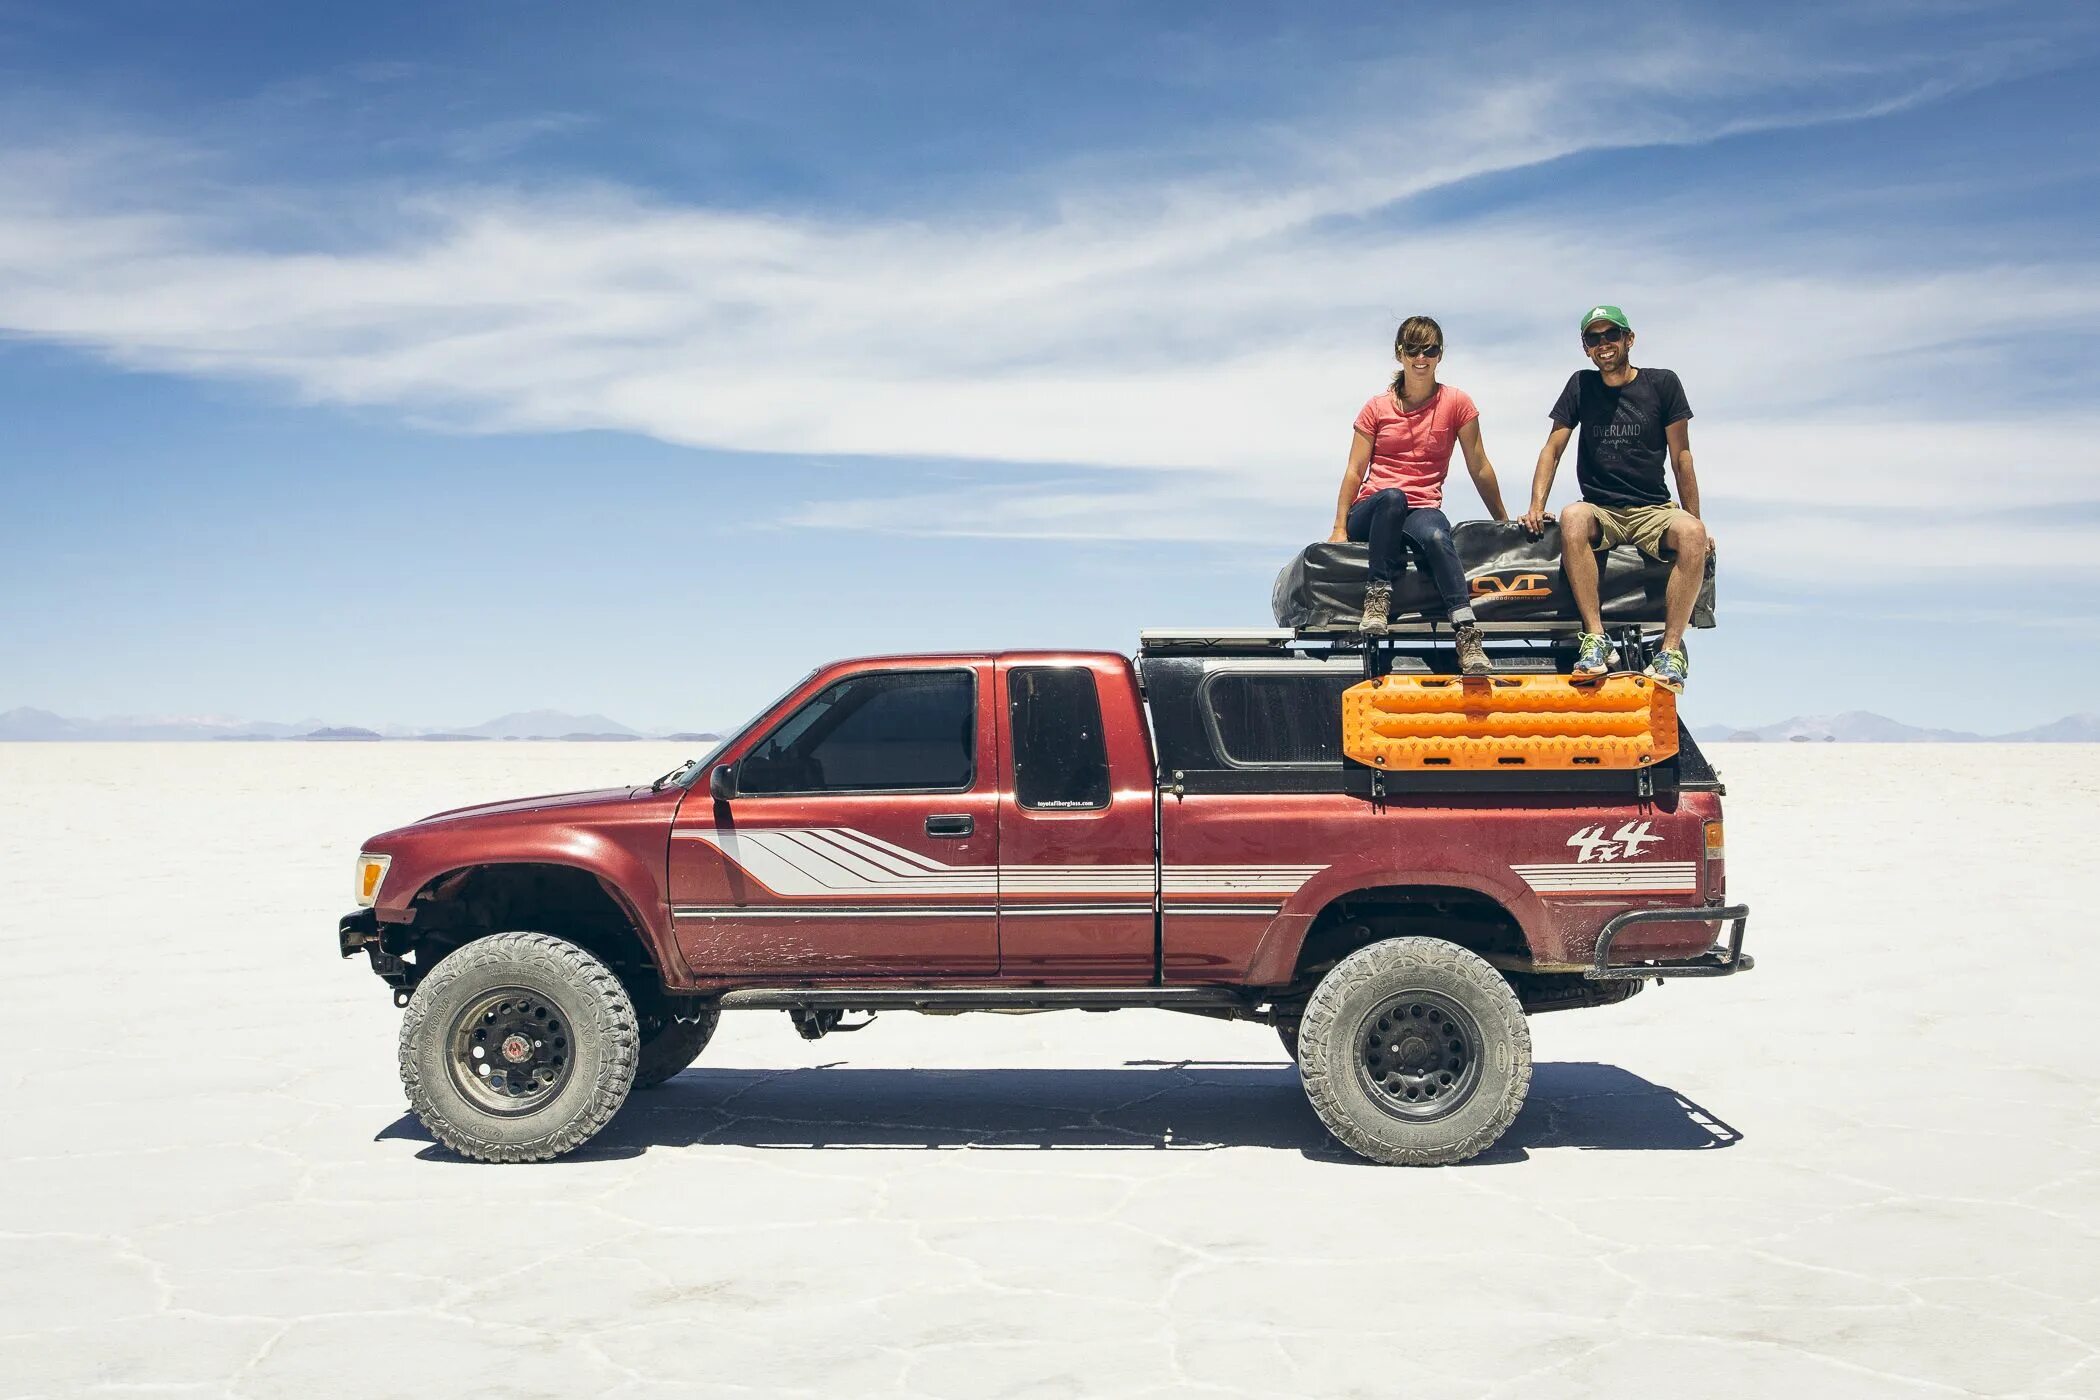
[671,902,1281,920]
[674,905,996,919]
[677,826,1321,900]
[1510,861,1699,895]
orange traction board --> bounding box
[1341,674,1679,770]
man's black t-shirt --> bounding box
[1548,367,1692,508]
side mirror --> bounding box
[709,763,738,802]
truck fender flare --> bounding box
[1244,865,1546,986]
[389,832,685,983]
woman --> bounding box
[1329,314,1509,672]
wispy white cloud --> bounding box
[0,15,2091,593]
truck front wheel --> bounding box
[1297,937,1531,1166]
[398,932,639,1163]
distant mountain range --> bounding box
[1694,711,2100,743]
[0,707,723,744]
[6,703,2095,745]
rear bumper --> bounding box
[1585,904,1752,981]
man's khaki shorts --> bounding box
[1586,501,1685,562]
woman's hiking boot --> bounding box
[1358,582,1392,636]
[1455,622,1491,676]
[1573,631,1616,677]
[1644,647,1690,690]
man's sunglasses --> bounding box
[1401,343,1443,358]
[1582,327,1628,348]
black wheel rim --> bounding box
[1353,990,1483,1122]
[446,986,574,1116]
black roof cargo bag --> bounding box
[1272,520,1715,632]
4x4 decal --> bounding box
[1509,820,1693,896]
[1565,820,1660,863]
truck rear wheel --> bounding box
[398,932,639,1163]
[633,1007,721,1090]
[1297,937,1531,1166]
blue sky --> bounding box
[3,1,2096,734]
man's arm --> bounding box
[1456,419,1508,520]
[1666,420,1699,517]
[1330,432,1373,541]
[1521,425,1573,533]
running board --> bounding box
[717,986,1255,1013]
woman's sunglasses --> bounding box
[1582,327,1628,347]
[1401,343,1443,358]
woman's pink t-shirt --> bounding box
[1353,384,1478,509]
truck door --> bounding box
[668,664,1000,977]
[995,659,1157,980]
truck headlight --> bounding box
[355,853,392,907]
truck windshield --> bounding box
[653,670,817,790]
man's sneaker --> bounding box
[1358,582,1392,636]
[1573,631,1616,677]
[1645,647,1690,690]
[1455,622,1491,676]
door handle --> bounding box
[925,814,973,838]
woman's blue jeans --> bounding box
[1345,489,1474,623]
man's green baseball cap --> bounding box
[1579,303,1632,331]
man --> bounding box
[1519,304,1707,688]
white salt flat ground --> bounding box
[2,742,2096,1399]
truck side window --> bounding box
[738,670,975,795]
[1202,673,1354,766]
[1009,667,1110,811]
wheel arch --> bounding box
[394,857,677,1001]
[1248,877,1540,990]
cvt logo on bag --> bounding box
[1566,821,1660,863]
[1470,572,1551,600]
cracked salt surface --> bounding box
[1,743,2095,1398]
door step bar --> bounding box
[717,986,1256,1014]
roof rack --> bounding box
[1138,628,1299,654]
[1292,620,1600,636]
[1138,622,1655,655]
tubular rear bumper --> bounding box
[1585,904,1752,981]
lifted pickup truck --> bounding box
[340,629,1750,1165]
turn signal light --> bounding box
[1703,820,1725,862]
[355,853,392,907]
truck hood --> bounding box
[414,786,649,826]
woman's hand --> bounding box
[1333,431,1373,547]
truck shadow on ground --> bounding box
[380,1059,1740,1165]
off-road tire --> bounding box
[398,932,639,1163]
[633,1008,721,1090]
[1297,937,1531,1166]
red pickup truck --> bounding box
[340,630,1750,1166]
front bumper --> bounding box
[1585,904,1752,981]
[339,908,416,1004]
[338,907,379,958]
